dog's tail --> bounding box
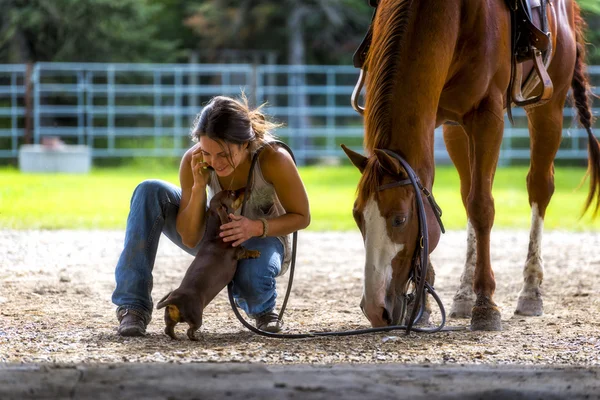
[156,291,173,309]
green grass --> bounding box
[0,165,598,231]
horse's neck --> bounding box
[365,0,467,187]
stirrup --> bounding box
[511,47,553,107]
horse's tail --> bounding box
[571,2,600,217]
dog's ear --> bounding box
[157,291,173,309]
[216,205,230,225]
[232,190,245,211]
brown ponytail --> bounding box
[190,93,282,154]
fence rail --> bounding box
[1,63,599,164]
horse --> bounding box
[342,0,600,331]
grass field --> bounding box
[0,165,598,231]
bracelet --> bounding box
[258,218,268,238]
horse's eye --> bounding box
[392,215,407,227]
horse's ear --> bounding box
[341,144,368,173]
[374,149,402,175]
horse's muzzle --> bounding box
[360,293,409,327]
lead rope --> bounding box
[238,140,297,325]
[228,142,460,338]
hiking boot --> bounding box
[117,308,149,337]
[255,311,283,333]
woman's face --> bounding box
[198,136,248,177]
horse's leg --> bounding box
[463,95,505,331]
[443,124,476,318]
[516,87,569,316]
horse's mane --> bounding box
[364,0,412,153]
[357,0,412,209]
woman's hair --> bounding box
[190,93,280,154]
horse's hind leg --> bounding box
[516,91,568,316]
[443,124,476,318]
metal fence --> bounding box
[1,62,599,165]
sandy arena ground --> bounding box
[1,229,599,366]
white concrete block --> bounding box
[18,144,91,174]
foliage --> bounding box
[171,0,371,64]
[0,0,179,63]
[0,0,598,65]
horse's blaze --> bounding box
[361,198,406,325]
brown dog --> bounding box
[157,188,260,340]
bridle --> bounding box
[376,149,445,332]
[226,142,456,338]
[224,0,455,339]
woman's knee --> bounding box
[133,179,166,201]
[132,179,180,207]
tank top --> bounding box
[206,153,292,276]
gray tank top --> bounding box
[206,156,292,276]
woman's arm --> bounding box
[219,144,310,247]
[176,144,211,248]
[259,145,311,236]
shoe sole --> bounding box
[118,326,146,337]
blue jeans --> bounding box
[111,179,283,321]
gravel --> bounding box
[1,229,599,365]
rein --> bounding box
[227,142,458,338]
[377,149,445,332]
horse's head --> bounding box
[342,144,443,328]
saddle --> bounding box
[352,0,554,120]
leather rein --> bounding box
[377,149,446,333]
[227,142,454,338]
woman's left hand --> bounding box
[220,214,262,247]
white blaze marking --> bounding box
[362,199,405,302]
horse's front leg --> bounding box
[450,222,477,317]
[443,124,476,318]
[463,95,505,331]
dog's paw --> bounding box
[237,247,261,260]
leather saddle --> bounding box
[352,0,554,118]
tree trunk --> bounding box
[287,6,310,165]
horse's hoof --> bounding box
[515,296,543,316]
[450,298,474,318]
[470,305,502,331]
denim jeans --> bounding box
[111,179,283,321]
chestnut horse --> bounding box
[342,0,600,331]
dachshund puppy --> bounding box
[157,188,260,340]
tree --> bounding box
[579,0,600,65]
[0,0,179,63]
[183,0,371,65]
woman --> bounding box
[112,95,310,336]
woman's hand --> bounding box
[220,214,263,247]
[190,144,210,190]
